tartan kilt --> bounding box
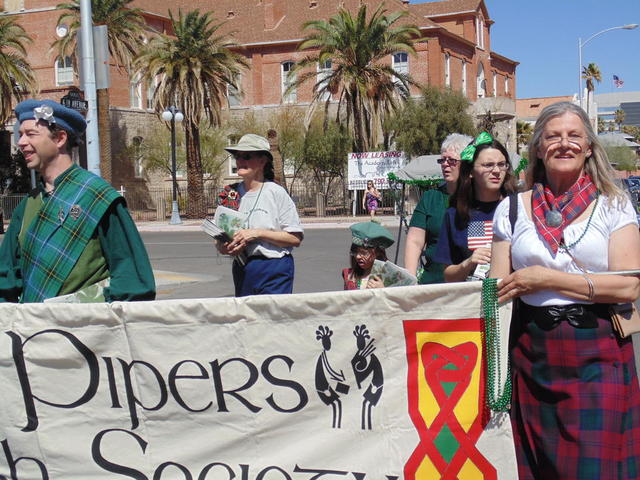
[511,307,640,480]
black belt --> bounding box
[520,302,610,331]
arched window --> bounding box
[477,62,486,98]
[505,76,510,95]
[55,56,74,86]
[476,16,485,49]
[444,53,451,87]
[317,59,332,101]
[281,61,296,103]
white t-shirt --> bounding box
[238,181,304,259]
[493,192,637,306]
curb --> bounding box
[135,216,402,232]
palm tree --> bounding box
[53,0,147,182]
[614,109,626,130]
[0,17,37,126]
[290,4,421,152]
[581,62,601,117]
[134,9,248,218]
[516,120,533,154]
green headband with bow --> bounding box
[460,131,493,162]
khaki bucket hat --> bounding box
[224,134,273,162]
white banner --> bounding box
[0,283,516,479]
[347,151,405,190]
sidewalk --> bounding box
[0,216,403,235]
[135,215,403,232]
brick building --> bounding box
[2,0,518,192]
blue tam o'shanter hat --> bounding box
[14,99,86,138]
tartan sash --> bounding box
[531,174,598,255]
[20,164,120,303]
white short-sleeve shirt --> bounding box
[493,192,637,306]
[238,181,304,259]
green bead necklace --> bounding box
[482,278,512,412]
[558,193,599,251]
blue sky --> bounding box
[413,0,640,99]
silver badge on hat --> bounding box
[33,105,56,126]
[70,204,82,220]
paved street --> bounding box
[144,224,406,299]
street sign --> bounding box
[61,91,88,112]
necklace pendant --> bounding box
[545,209,563,228]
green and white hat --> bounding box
[350,221,395,249]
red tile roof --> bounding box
[516,96,575,120]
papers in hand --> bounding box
[201,205,247,242]
[370,260,418,287]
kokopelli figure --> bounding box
[351,324,384,430]
[315,325,350,428]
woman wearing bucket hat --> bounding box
[342,221,394,290]
[217,133,303,296]
[433,132,516,282]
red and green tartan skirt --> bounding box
[511,305,640,480]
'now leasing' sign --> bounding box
[347,151,405,190]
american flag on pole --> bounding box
[613,75,624,88]
[467,220,493,250]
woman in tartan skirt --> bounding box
[490,101,640,480]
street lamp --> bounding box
[578,24,638,110]
[161,106,184,225]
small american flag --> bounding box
[467,220,493,250]
[613,75,624,88]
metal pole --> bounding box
[169,107,182,225]
[393,183,405,264]
[578,37,583,109]
[79,0,101,177]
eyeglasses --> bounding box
[542,134,587,148]
[477,161,509,171]
[233,152,256,161]
[350,248,375,258]
[437,157,459,166]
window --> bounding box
[392,52,408,92]
[316,59,332,101]
[55,56,74,86]
[476,16,485,49]
[461,60,467,96]
[132,136,144,178]
[505,76,509,95]
[281,61,296,103]
[476,62,486,98]
[146,80,156,110]
[228,75,242,106]
[129,75,142,109]
[493,72,497,97]
[392,52,408,76]
[444,53,451,87]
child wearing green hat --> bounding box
[342,222,395,290]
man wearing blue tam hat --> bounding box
[0,99,155,303]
